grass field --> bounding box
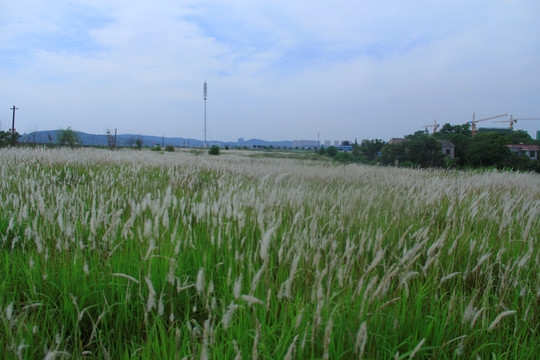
[1,147,538,359]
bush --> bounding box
[165,145,175,152]
[152,144,162,151]
[326,146,338,157]
[335,152,353,163]
[208,145,220,155]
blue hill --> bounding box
[22,130,294,148]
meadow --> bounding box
[0,147,538,359]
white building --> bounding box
[293,140,319,148]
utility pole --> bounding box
[114,128,117,149]
[203,81,207,148]
[10,105,19,135]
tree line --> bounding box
[319,123,540,173]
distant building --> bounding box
[334,140,340,146]
[324,140,331,147]
[506,144,539,160]
[477,127,512,135]
[438,140,455,158]
[388,138,406,145]
[293,140,319,148]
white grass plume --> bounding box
[488,310,516,331]
[355,321,367,357]
[284,335,299,360]
[260,225,276,262]
[145,276,156,313]
[196,267,205,295]
[222,302,241,329]
[410,338,425,358]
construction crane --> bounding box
[422,119,439,134]
[492,115,540,130]
[470,112,508,136]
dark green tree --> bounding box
[403,131,444,167]
[208,145,220,155]
[0,130,20,147]
[57,127,81,147]
[437,123,472,137]
[379,132,444,167]
[359,139,386,161]
[466,132,512,168]
[379,143,403,166]
[326,146,338,157]
[352,142,361,157]
[508,130,534,145]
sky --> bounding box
[1,0,539,142]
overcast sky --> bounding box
[1,1,539,142]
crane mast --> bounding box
[422,119,439,134]
[471,112,508,136]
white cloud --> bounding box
[1,0,539,140]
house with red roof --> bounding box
[506,144,539,160]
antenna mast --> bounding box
[203,81,207,148]
[10,105,19,135]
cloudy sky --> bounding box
[1,1,539,142]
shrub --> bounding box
[335,152,353,163]
[165,145,175,152]
[208,145,220,155]
[326,146,338,157]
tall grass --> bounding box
[1,147,538,359]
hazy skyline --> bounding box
[1,1,539,142]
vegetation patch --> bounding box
[0,148,538,359]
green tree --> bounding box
[380,132,444,167]
[403,131,444,167]
[57,127,81,147]
[359,139,386,161]
[437,123,472,137]
[0,130,20,147]
[135,138,143,150]
[466,132,512,168]
[508,130,534,145]
[208,145,220,155]
[352,142,361,157]
[326,146,338,157]
[379,143,403,166]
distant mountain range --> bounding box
[21,130,296,148]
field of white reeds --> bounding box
[0,147,538,359]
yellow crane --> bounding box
[492,115,540,130]
[470,112,508,136]
[422,119,439,134]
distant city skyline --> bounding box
[1,1,539,141]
